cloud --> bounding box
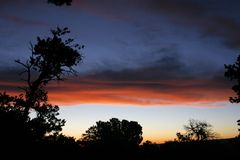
[46,76,231,107]
[0,14,47,26]
[204,17,240,48]
[0,67,25,92]
[0,0,234,107]
[0,0,44,6]
[85,53,189,81]
[0,0,47,26]
[0,58,233,107]
[73,0,240,49]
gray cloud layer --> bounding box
[74,0,240,49]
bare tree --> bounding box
[176,119,217,142]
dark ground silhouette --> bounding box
[0,103,239,160]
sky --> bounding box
[0,0,240,143]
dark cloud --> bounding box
[150,1,240,49]
[0,67,24,93]
[204,17,240,48]
[0,0,236,105]
[48,65,231,106]
[0,14,47,26]
[0,0,42,5]
[144,0,206,17]
[85,54,188,82]
[74,0,240,49]
[0,58,232,106]
[66,50,232,102]
[0,67,22,82]
[0,52,230,93]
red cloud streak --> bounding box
[0,78,231,107]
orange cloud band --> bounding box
[47,78,232,107]
[0,78,233,107]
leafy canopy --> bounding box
[80,118,143,149]
[0,27,83,144]
[48,0,72,6]
[225,55,240,103]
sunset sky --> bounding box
[1,0,240,143]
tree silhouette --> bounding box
[80,118,143,150]
[225,55,240,103]
[237,120,240,137]
[0,93,29,146]
[48,0,72,6]
[44,133,79,153]
[176,119,217,142]
[0,27,83,148]
[0,92,65,143]
[16,27,83,119]
[0,1,83,155]
[29,104,65,139]
[224,55,240,137]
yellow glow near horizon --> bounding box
[59,104,240,143]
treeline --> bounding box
[1,102,239,159]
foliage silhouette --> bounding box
[237,120,240,137]
[80,118,143,151]
[48,0,72,6]
[0,1,82,156]
[16,27,83,119]
[176,119,217,142]
[0,93,30,146]
[0,27,83,151]
[225,55,240,103]
[176,132,191,142]
[29,104,65,139]
[0,92,65,144]
[224,55,240,136]
[44,133,79,154]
